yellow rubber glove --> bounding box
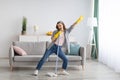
[53,31,62,39]
[75,16,84,24]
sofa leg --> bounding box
[82,65,85,70]
[10,65,13,71]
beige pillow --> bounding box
[13,46,27,56]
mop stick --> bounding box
[55,37,60,74]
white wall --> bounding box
[0,0,91,58]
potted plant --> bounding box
[21,16,27,35]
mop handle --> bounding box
[55,35,60,74]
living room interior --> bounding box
[0,0,120,80]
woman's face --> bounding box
[57,23,64,30]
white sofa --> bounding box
[9,41,86,71]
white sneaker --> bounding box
[33,70,38,76]
[59,70,69,75]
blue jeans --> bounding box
[36,44,68,70]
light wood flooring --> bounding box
[0,59,120,80]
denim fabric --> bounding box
[36,44,68,70]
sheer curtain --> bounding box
[99,0,120,72]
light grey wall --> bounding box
[0,0,91,58]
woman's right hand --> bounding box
[52,37,56,42]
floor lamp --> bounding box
[87,17,98,58]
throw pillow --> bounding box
[69,42,80,55]
[13,46,27,56]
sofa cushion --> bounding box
[13,46,27,56]
[14,55,44,61]
[48,55,82,62]
[13,41,46,55]
[69,42,80,55]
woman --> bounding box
[33,20,79,76]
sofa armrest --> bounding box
[9,45,14,68]
[79,46,86,65]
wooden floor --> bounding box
[0,59,120,80]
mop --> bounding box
[46,31,61,77]
[46,16,84,77]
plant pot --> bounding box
[21,31,26,35]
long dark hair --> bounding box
[56,21,66,31]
